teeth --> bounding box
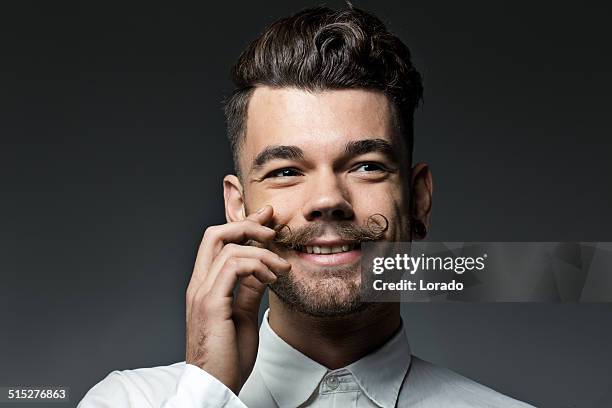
[302,244,356,254]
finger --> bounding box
[188,214,277,295]
[196,208,275,271]
[233,275,267,322]
[219,205,276,247]
[209,257,276,300]
[201,244,290,294]
[187,256,275,319]
[245,204,274,225]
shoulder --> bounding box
[78,361,186,407]
[399,356,536,408]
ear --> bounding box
[410,162,433,239]
[223,175,246,223]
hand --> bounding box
[185,205,290,394]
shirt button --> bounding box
[326,375,339,390]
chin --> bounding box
[269,262,369,317]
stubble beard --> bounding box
[268,263,371,318]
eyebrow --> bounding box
[249,137,397,173]
[342,138,397,163]
[251,145,305,171]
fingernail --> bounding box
[256,206,266,214]
[277,256,289,264]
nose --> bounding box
[302,171,354,222]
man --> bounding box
[79,4,534,407]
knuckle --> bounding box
[223,242,238,253]
[186,282,201,300]
[224,257,241,270]
[252,258,265,271]
[256,248,274,262]
[186,287,195,301]
[203,225,220,240]
[192,289,206,306]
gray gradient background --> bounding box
[2,1,611,407]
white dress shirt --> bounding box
[79,309,535,407]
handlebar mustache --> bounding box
[273,213,389,249]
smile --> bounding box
[295,243,360,254]
[292,242,362,266]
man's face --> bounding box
[227,86,413,316]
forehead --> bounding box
[240,87,396,170]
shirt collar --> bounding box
[345,322,412,408]
[255,309,411,408]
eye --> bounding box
[264,167,302,178]
[353,162,386,173]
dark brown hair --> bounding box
[223,3,423,176]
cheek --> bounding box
[244,187,303,224]
[351,180,402,211]
[351,183,403,227]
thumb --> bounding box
[245,204,274,225]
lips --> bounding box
[295,243,360,254]
[291,241,362,266]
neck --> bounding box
[268,293,401,369]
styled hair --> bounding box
[223,3,423,176]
